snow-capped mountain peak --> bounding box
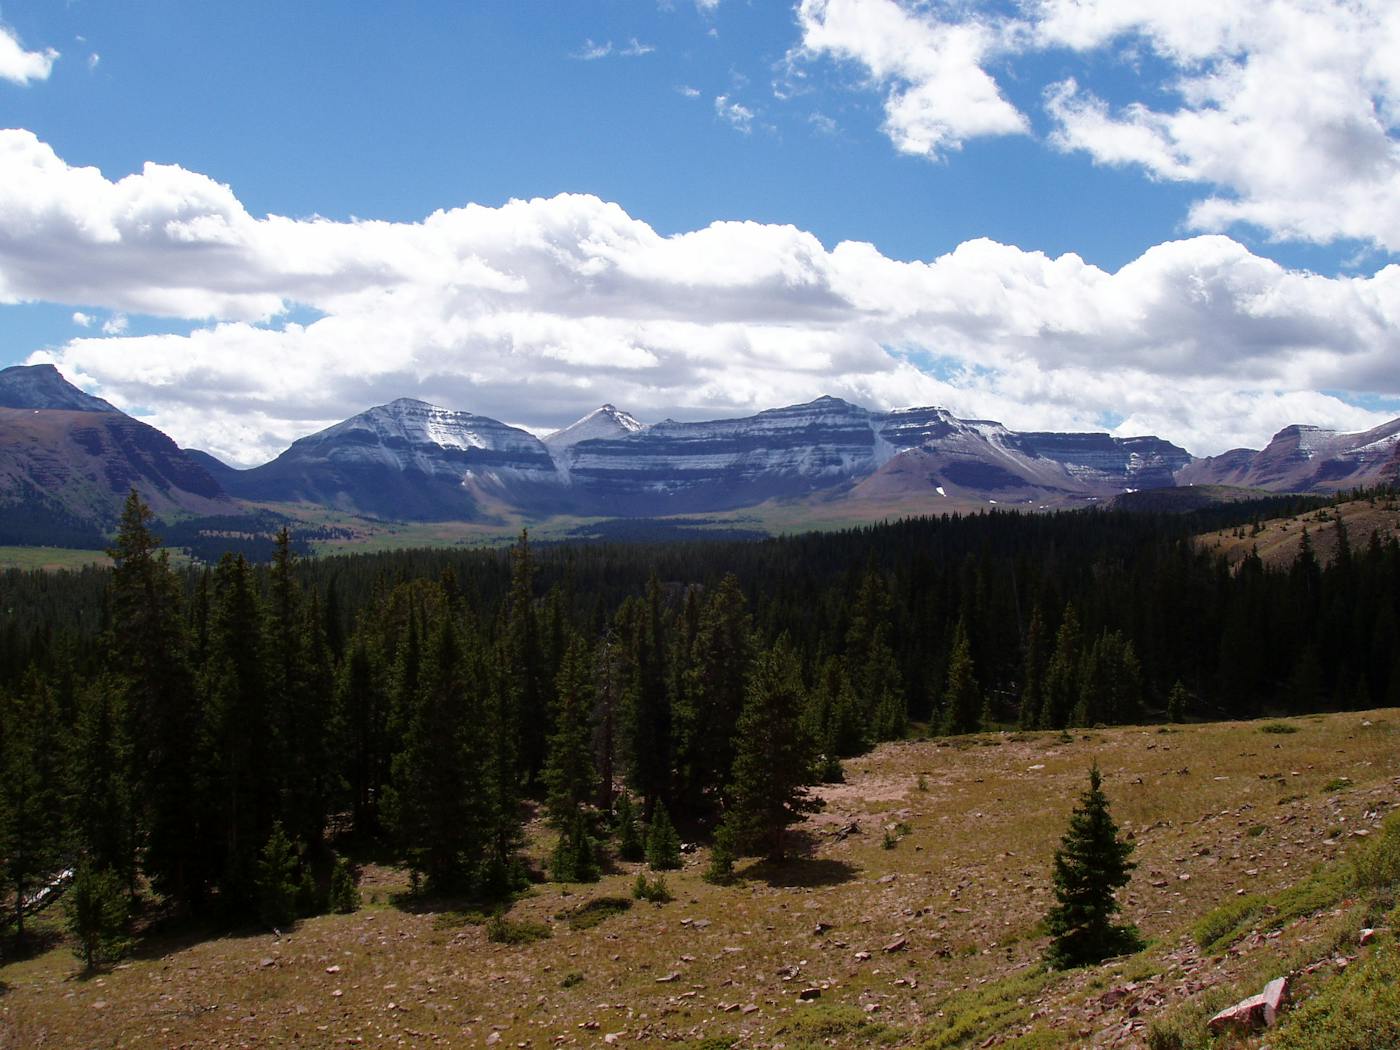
[544,404,649,451]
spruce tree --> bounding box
[940,618,981,735]
[107,490,202,909]
[63,862,130,970]
[1166,680,1188,723]
[723,637,821,862]
[328,856,360,913]
[1045,764,1142,968]
[67,677,134,890]
[702,820,738,885]
[1039,604,1083,729]
[551,810,600,883]
[645,802,681,871]
[506,530,548,786]
[1019,606,1047,729]
[542,634,597,828]
[622,579,672,818]
[1,670,64,942]
[254,822,300,930]
[614,792,644,862]
[383,612,481,894]
[673,574,752,819]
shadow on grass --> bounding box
[0,926,64,963]
[743,857,859,889]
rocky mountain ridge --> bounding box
[2,362,1396,534]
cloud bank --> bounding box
[1,130,1394,466]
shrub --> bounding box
[566,896,632,930]
[486,912,552,944]
[1192,894,1266,951]
[632,872,672,903]
[1259,721,1299,734]
[1272,933,1400,1050]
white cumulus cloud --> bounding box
[0,25,57,84]
[1,131,1395,465]
[792,0,1400,251]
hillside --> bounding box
[1197,493,1400,569]
[4,710,1397,1049]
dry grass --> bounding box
[3,709,1397,1048]
[1196,497,1400,569]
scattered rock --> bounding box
[325,965,341,974]
[798,987,822,1001]
[854,951,871,961]
[1360,928,1388,945]
[882,936,908,953]
[259,957,276,969]
[655,972,680,983]
[1207,976,1288,1034]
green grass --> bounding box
[1259,721,1300,734]
[771,1003,892,1047]
[1273,927,1400,1050]
[561,896,632,931]
[485,913,552,944]
[1192,894,1269,951]
[916,967,1059,1050]
[0,546,110,570]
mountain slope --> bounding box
[544,404,647,453]
[1180,418,1400,492]
[0,362,118,412]
[221,398,565,519]
[0,407,232,543]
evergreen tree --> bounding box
[1074,630,1144,727]
[1019,606,1048,729]
[702,820,738,885]
[645,802,681,871]
[1040,604,1083,729]
[542,634,597,828]
[551,810,600,883]
[506,530,549,786]
[940,618,981,735]
[202,552,272,917]
[383,611,481,894]
[67,677,134,890]
[0,670,64,942]
[107,491,202,909]
[63,862,130,970]
[864,625,908,741]
[673,574,752,818]
[328,856,360,914]
[1045,764,1142,968]
[254,822,300,930]
[622,579,672,817]
[723,637,821,862]
[1166,680,1188,723]
[613,792,644,862]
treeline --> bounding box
[2,486,1398,938]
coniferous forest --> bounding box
[1,486,1397,942]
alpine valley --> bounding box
[1,362,1397,548]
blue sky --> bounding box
[2,1,1398,462]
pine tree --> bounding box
[542,634,597,828]
[383,612,481,894]
[622,579,672,818]
[1019,606,1048,729]
[673,574,752,819]
[1039,604,1083,729]
[203,552,272,917]
[940,618,981,735]
[1166,680,1188,723]
[506,530,549,786]
[1074,630,1143,727]
[254,822,300,930]
[1,670,65,942]
[614,792,644,862]
[328,856,360,914]
[645,802,681,871]
[106,490,202,909]
[551,810,600,883]
[63,862,130,970]
[1044,764,1142,968]
[702,820,738,885]
[724,637,821,862]
[67,677,134,890]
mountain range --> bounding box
[1,362,1396,543]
